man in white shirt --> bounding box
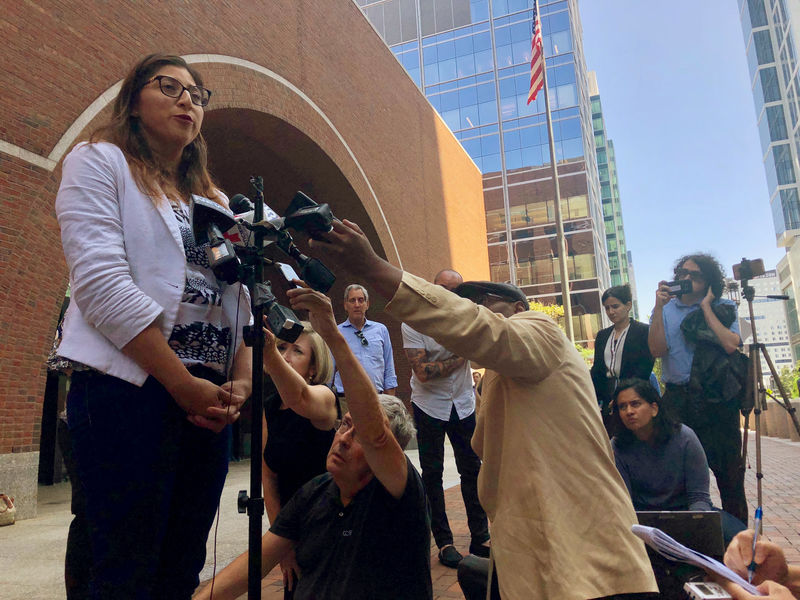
[402,269,489,568]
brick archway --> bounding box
[1,1,488,518]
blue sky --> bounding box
[579,1,784,314]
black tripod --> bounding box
[739,278,800,510]
[237,176,269,600]
[192,176,337,599]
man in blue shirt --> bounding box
[333,284,397,395]
[648,253,748,522]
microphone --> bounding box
[191,196,240,284]
[198,191,336,293]
[224,194,283,247]
[229,194,253,214]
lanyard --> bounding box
[606,324,630,378]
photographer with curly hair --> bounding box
[648,253,747,523]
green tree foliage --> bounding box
[775,361,799,399]
[529,300,564,322]
[529,300,593,366]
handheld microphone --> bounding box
[191,196,240,284]
[224,194,283,247]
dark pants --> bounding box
[413,404,489,548]
[663,384,748,523]
[58,415,91,599]
[67,371,231,600]
[457,555,500,600]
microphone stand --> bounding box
[235,175,270,600]
[221,181,333,599]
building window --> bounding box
[754,30,774,65]
[780,188,800,230]
[774,144,796,185]
[747,0,768,28]
[767,105,788,141]
[760,65,782,102]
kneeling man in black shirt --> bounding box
[194,285,432,600]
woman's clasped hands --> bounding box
[182,376,249,432]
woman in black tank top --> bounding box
[260,319,337,594]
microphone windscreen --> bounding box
[229,194,254,214]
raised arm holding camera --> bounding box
[648,254,748,523]
[303,219,657,600]
[194,282,431,600]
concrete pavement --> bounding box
[1,433,799,599]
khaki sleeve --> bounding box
[386,272,569,382]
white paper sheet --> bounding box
[632,525,763,596]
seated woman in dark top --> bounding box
[610,379,745,546]
[591,285,655,436]
[261,320,338,594]
[610,378,712,512]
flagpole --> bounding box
[538,1,574,342]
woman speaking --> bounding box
[54,54,252,598]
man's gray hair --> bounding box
[377,394,416,449]
[344,284,369,303]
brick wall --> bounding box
[0,1,488,462]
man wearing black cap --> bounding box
[451,280,530,316]
[309,220,657,600]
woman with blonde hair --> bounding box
[260,319,338,595]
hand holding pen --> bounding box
[724,527,790,588]
[748,507,763,584]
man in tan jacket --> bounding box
[310,220,657,600]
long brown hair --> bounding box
[90,53,222,205]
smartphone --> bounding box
[665,279,693,296]
[275,262,302,287]
[683,581,733,600]
[732,258,765,281]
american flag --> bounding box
[527,0,544,104]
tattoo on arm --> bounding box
[405,348,465,382]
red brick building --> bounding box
[0,1,488,518]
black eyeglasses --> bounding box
[146,75,211,107]
[674,267,705,282]
[355,330,369,346]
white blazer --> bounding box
[56,142,251,386]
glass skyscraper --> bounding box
[739,0,800,358]
[358,0,611,342]
[589,71,631,290]
[739,0,800,240]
